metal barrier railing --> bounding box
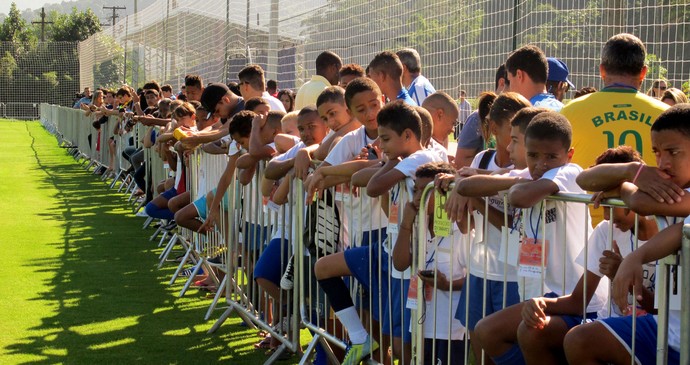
[39,104,690,365]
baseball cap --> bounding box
[547,57,575,89]
[200,83,230,118]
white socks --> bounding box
[335,306,368,344]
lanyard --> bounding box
[391,183,401,206]
[425,237,445,269]
[510,208,522,234]
[528,202,543,241]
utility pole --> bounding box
[32,7,53,42]
[103,5,126,37]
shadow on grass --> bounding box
[5,123,269,364]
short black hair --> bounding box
[266,110,285,130]
[595,146,642,165]
[161,84,173,93]
[339,63,365,79]
[415,161,456,179]
[316,86,346,107]
[315,51,343,76]
[651,104,690,138]
[142,80,161,93]
[184,74,203,88]
[267,79,278,90]
[525,111,572,149]
[505,45,548,84]
[238,64,266,91]
[510,107,550,133]
[344,77,381,109]
[368,51,403,80]
[495,64,507,90]
[228,110,255,138]
[377,100,422,140]
[489,92,531,126]
[245,97,269,112]
[298,105,320,121]
[601,33,646,77]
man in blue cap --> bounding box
[546,57,575,102]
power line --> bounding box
[103,5,126,37]
[32,7,53,42]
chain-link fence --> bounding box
[0,41,79,118]
[74,0,690,99]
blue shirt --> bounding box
[407,75,436,106]
[530,93,563,112]
[396,88,418,107]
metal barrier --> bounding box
[39,104,689,365]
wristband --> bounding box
[631,163,645,184]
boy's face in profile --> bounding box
[298,114,329,146]
[507,126,527,169]
[525,136,573,179]
[176,114,195,128]
[603,207,635,232]
[231,132,249,150]
[318,100,350,131]
[378,125,410,160]
[412,176,434,212]
[186,85,202,101]
[651,129,690,188]
[349,90,383,132]
[253,104,270,117]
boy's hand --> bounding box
[611,253,645,315]
[457,167,480,178]
[305,171,325,204]
[522,298,548,329]
[599,240,622,280]
[418,270,451,291]
[252,113,267,128]
[199,210,217,233]
[635,166,684,204]
[591,186,621,209]
[294,149,312,181]
[434,173,456,193]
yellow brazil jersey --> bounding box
[563,87,668,168]
[562,87,669,224]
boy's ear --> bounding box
[567,147,575,162]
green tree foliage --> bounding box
[0,3,36,43]
[50,7,101,42]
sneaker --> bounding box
[342,336,378,365]
[279,255,295,290]
[135,210,149,218]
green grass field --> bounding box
[0,120,306,364]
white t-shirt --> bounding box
[576,219,648,318]
[388,149,444,279]
[262,92,287,112]
[421,229,467,340]
[522,163,595,309]
[467,149,518,282]
[242,142,276,226]
[268,141,305,241]
[324,126,387,243]
[427,138,449,162]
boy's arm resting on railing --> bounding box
[366,159,402,197]
[457,174,528,197]
[619,181,690,217]
[578,162,684,204]
[271,175,291,206]
[508,179,559,208]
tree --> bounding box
[0,2,36,43]
[50,7,101,42]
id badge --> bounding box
[518,237,548,278]
[472,211,484,244]
[406,276,419,310]
[433,190,452,237]
[388,200,399,234]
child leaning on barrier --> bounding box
[469,111,600,365]
[391,161,469,365]
[517,146,657,365]
[563,104,690,365]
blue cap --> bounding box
[547,57,575,89]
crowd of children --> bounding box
[78,32,687,365]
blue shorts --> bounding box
[423,338,466,365]
[599,314,680,365]
[343,229,388,322]
[455,274,520,330]
[543,292,597,328]
[254,238,290,286]
[242,222,271,251]
[382,276,411,343]
[161,186,178,200]
[193,188,231,220]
